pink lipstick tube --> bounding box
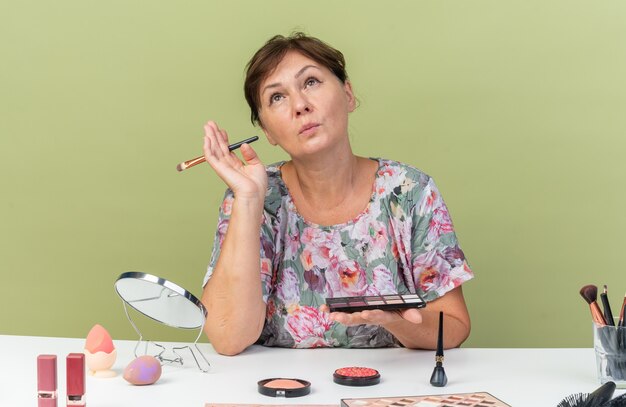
[37,354,58,407]
[66,353,86,406]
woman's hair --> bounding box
[244,32,348,126]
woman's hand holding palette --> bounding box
[326,293,426,313]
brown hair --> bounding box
[244,32,348,126]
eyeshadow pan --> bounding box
[326,293,426,313]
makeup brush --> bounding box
[601,285,615,326]
[588,381,617,405]
[176,136,259,172]
[556,381,616,407]
[557,393,591,407]
[604,392,626,407]
[619,294,626,326]
[580,285,608,326]
[429,311,447,387]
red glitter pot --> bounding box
[333,366,380,386]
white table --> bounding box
[1,335,622,406]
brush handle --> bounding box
[436,311,444,357]
[179,155,205,171]
[620,303,626,327]
[176,136,259,172]
[601,292,615,326]
[591,302,608,326]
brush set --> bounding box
[579,284,626,383]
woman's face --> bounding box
[257,51,356,159]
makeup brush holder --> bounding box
[593,321,626,388]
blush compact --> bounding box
[257,377,311,397]
[333,366,380,386]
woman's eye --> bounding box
[305,77,320,87]
[269,93,283,104]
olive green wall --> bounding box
[2,0,625,347]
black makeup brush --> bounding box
[556,381,616,407]
[619,292,626,327]
[601,285,615,326]
[557,393,591,407]
[580,285,608,326]
[588,381,617,405]
[429,311,447,387]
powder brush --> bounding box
[580,285,608,326]
[556,381,616,407]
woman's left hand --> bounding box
[319,305,423,326]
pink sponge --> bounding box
[85,324,115,354]
[123,355,162,385]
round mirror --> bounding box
[114,271,206,329]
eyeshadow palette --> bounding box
[326,293,426,313]
[206,404,336,407]
[341,392,511,407]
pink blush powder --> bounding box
[263,379,305,389]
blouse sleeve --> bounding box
[410,177,474,302]
[202,189,277,304]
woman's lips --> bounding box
[299,123,320,135]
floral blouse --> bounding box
[203,158,473,348]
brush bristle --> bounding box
[579,285,598,304]
[176,163,185,172]
[557,393,590,407]
[604,392,626,407]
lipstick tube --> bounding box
[37,355,58,407]
[66,353,86,407]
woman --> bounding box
[201,33,473,356]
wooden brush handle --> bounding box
[591,303,608,325]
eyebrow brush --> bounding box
[176,136,259,172]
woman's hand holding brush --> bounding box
[181,121,266,203]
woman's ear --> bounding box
[344,80,356,113]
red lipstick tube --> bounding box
[66,353,86,406]
[37,354,58,407]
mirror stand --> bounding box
[121,300,210,373]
